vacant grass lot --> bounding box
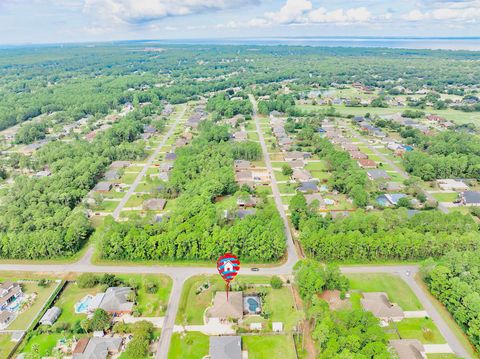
[390,318,446,344]
[168,332,209,359]
[347,273,423,311]
[243,335,296,359]
[431,192,459,203]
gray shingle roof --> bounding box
[209,336,242,359]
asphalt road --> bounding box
[112,105,186,219]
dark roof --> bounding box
[210,336,242,359]
[463,191,480,204]
[165,152,176,161]
[298,181,319,193]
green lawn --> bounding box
[125,194,148,208]
[278,183,297,194]
[55,282,101,326]
[347,273,423,311]
[120,172,139,185]
[176,275,225,325]
[243,335,296,359]
[0,334,16,358]
[168,332,209,359]
[390,318,446,344]
[9,282,58,330]
[431,192,459,203]
[92,199,119,212]
[262,287,304,331]
[21,333,65,357]
[274,171,291,182]
[305,161,327,171]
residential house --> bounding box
[110,161,131,169]
[103,170,120,181]
[284,151,306,162]
[93,182,112,193]
[0,282,23,311]
[237,195,257,208]
[208,292,243,320]
[342,144,359,152]
[461,191,480,206]
[292,168,312,182]
[209,336,242,359]
[88,287,134,316]
[40,307,61,326]
[298,181,319,193]
[382,182,405,192]
[367,170,390,181]
[349,151,368,160]
[232,131,248,142]
[390,339,426,359]
[143,199,167,211]
[236,209,256,219]
[234,160,251,171]
[376,193,408,207]
[437,179,469,191]
[235,170,254,188]
[73,337,123,359]
[357,159,377,169]
[361,292,404,322]
[289,159,304,169]
[165,152,177,161]
[252,171,270,185]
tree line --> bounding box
[422,250,480,352]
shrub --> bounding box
[270,276,283,289]
[77,273,98,288]
[143,278,158,294]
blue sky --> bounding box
[0,0,479,44]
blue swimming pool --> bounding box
[75,295,92,313]
[244,296,261,314]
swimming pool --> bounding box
[75,295,93,314]
[243,296,261,314]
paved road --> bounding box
[249,94,299,271]
[112,105,186,219]
[353,131,449,213]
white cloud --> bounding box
[402,10,429,21]
[265,0,312,24]
[308,7,372,24]
[83,0,258,24]
[402,2,480,22]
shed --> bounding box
[272,322,283,332]
[40,306,61,326]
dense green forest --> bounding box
[423,250,480,351]
[403,131,480,180]
[96,122,286,262]
[0,115,146,258]
[296,208,479,261]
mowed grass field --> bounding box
[168,332,209,359]
[243,335,296,359]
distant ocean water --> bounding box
[153,37,480,51]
